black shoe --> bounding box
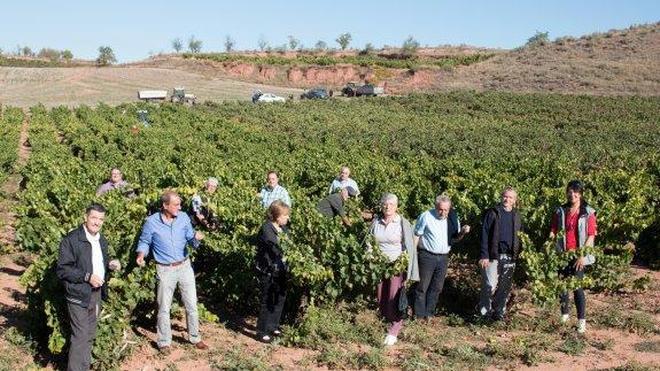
[257,334,272,343]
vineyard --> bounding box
[5,92,660,369]
[0,107,23,187]
[182,52,495,70]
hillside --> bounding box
[433,23,660,96]
[137,23,660,96]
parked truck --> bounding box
[341,83,384,97]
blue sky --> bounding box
[1,1,658,62]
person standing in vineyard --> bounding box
[328,166,360,195]
[135,190,209,353]
[550,180,597,334]
[477,187,523,321]
[255,200,291,343]
[258,171,292,208]
[369,193,419,346]
[56,203,121,371]
[412,195,470,320]
[191,177,220,231]
[95,168,134,197]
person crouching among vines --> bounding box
[135,190,209,353]
[255,200,291,343]
[317,186,357,226]
[190,177,221,231]
[477,187,523,321]
[550,180,597,334]
[368,193,419,346]
[56,203,121,371]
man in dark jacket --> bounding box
[477,187,523,321]
[56,203,120,371]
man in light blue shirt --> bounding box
[413,195,470,319]
[136,190,209,353]
[328,166,360,195]
[259,171,292,208]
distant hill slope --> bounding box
[434,23,660,96]
[136,23,659,96]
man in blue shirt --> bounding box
[136,190,209,353]
[258,171,292,208]
[413,195,470,320]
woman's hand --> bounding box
[574,256,586,271]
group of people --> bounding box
[57,164,597,370]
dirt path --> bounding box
[0,111,42,369]
[0,111,30,249]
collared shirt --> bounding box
[328,178,360,195]
[373,214,403,262]
[84,225,105,279]
[136,212,200,264]
[260,184,292,208]
[96,180,129,196]
[414,209,460,254]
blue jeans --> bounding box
[414,249,449,318]
[156,259,201,347]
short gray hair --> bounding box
[380,193,398,206]
[206,177,219,187]
[161,190,180,205]
[435,194,452,206]
[501,186,517,198]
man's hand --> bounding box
[195,231,204,241]
[461,225,471,234]
[574,257,586,271]
[108,259,121,271]
[136,252,145,267]
[478,259,490,269]
[196,213,205,221]
[89,274,104,288]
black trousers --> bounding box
[414,249,449,319]
[256,274,287,335]
[67,289,101,371]
[559,263,586,319]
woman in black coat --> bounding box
[255,200,291,342]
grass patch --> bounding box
[595,306,658,334]
[282,303,383,349]
[315,343,388,370]
[633,340,660,353]
[210,345,278,371]
[559,333,587,356]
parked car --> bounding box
[252,90,286,103]
[300,87,330,100]
[341,83,384,97]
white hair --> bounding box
[435,194,452,206]
[206,177,219,187]
[380,193,398,206]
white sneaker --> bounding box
[577,319,586,334]
[561,314,570,324]
[383,334,398,346]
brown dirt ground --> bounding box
[0,66,303,108]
